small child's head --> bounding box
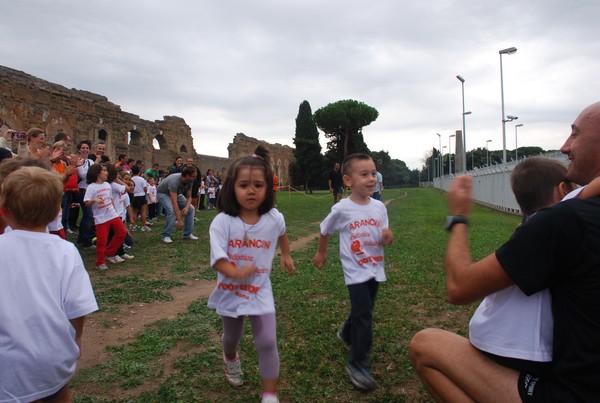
[511,157,575,215]
[106,164,118,183]
[147,177,155,186]
[121,172,132,185]
[131,165,141,176]
[86,163,107,184]
[341,153,376,193]
[218,145,274,216]
[0,166,62,229]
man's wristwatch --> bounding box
[444,215,469,231]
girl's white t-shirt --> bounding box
[207,209,285,317]
[319,197,389,285]
[84,182,118,225]
[146,184,157,204]
[131,176,148,197]
[110,182,127,221]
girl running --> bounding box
[207,145,294,403]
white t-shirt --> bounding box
[146,184,157,204]
[131,176,148,197]
[111,182,127,221]
[207,209,286,317]
[319,197,389,285]
[208,187,216,199]
[469,287,553,361]
[0,230,98,402]
[77,159,92,190]
[84,182,118,225]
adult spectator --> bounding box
[168,156,184,175]
[17,128,47,159]
[75,141,95,248]
[90,141,109,164]
[328,162,343,204]
[115,154,130,170]
[156,166,198,244]
[50,141,79,234]
[409,101,600,402]
[185,157,202,210]
[373,167,383,201]
[145,163,160,181]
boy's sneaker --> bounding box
[337,329,350,348]
[261,394,279,403]
[96,264,108,270]
[223,353,243,386]
[129,224,138,231]
[162,237,173,244]
[106,255,125,264]
[183,234,199,240]
[66,228,74,234]
[120,254,135,260]
[123,244,132,250]
[141,225,152,232]
[346,362,377,391]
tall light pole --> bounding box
[449,134,456,175]
[515,123,523,161]
[486,139,492,166]
[436,133,442,178]
[442,145,447,176]
[500,46,517,164]
[456,75,467,172]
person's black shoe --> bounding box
[345,362,376,391]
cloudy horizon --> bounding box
[3,0,599,169]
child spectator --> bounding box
[312,153,394,391]
[208,182,217,209]
[0,166,98,402]
[84,163,127,270]
[207,145,294,403]
[198,174,206,210]
[106,164,135,260]
[130,165,151,231]
[146,176,158,222]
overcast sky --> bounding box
[3,0,599,169]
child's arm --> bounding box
[311,233,330,269]
[126,205,136,226]
[84,198,102,206]
[278,233,295,274]
[382,228,394,246]
[70,316,85,355]
[577,177,600,199]
[214,258,257,280]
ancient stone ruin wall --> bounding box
[0,65,196,170]
[227,133,294,186]
[0,65,294,182]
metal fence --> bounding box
[430,151,568,216]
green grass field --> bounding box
[72,188,520,402]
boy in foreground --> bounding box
[0,166,98,402]
[312,153,394,391]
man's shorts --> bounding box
[518,372,551,402]
[132,195,147,209]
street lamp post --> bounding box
[456,75,467,172]
[515,123,524,161]
[442,145,447,176]
[500,46,517,164]
[486,139,492,166]
[449,134,456,175]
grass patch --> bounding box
[72,188,520,402]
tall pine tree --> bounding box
[290,100,322,192]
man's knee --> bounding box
[409,328,443,370]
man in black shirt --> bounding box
[409,101,600,402]
[328,162,343,204]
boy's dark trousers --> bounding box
[339,278,379,366]
[148,203,157,219]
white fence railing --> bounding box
[430,152,568,216]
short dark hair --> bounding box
[181,166,196,177]
[86,163,104,184]
[118,153,127,160]
[218,145,274,216]
[54,132,69,143]
[131,165,140,175]
[106,164,119,183]
[341,153,372,176]
[511,157,571,215]
[77,140,92,150]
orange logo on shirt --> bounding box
[351,240,365,255]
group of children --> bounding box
[7,145,581,401]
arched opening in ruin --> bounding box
[153,135,167,150]
[129,130,142,146]
[98,129,107,142]
[180,145,188,153]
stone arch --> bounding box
[180,144,188,153]
[153,134,167,150]
[97,128,108,142]
[129,129,142,146]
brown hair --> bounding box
[218,145,274,216]
[26,127,45,144]
[341,153,373,176]
[511,157,573,215]
[0,166,62,228]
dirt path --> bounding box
[79,196,402,371]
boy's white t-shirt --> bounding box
[84,182,118,224]
[146,184,157,204]
[207,209,285,317]
[469,287,553,361]
[208,187,216,199]
[0,230,98,402]
[131,176,148,197]
[319,197,389,285]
